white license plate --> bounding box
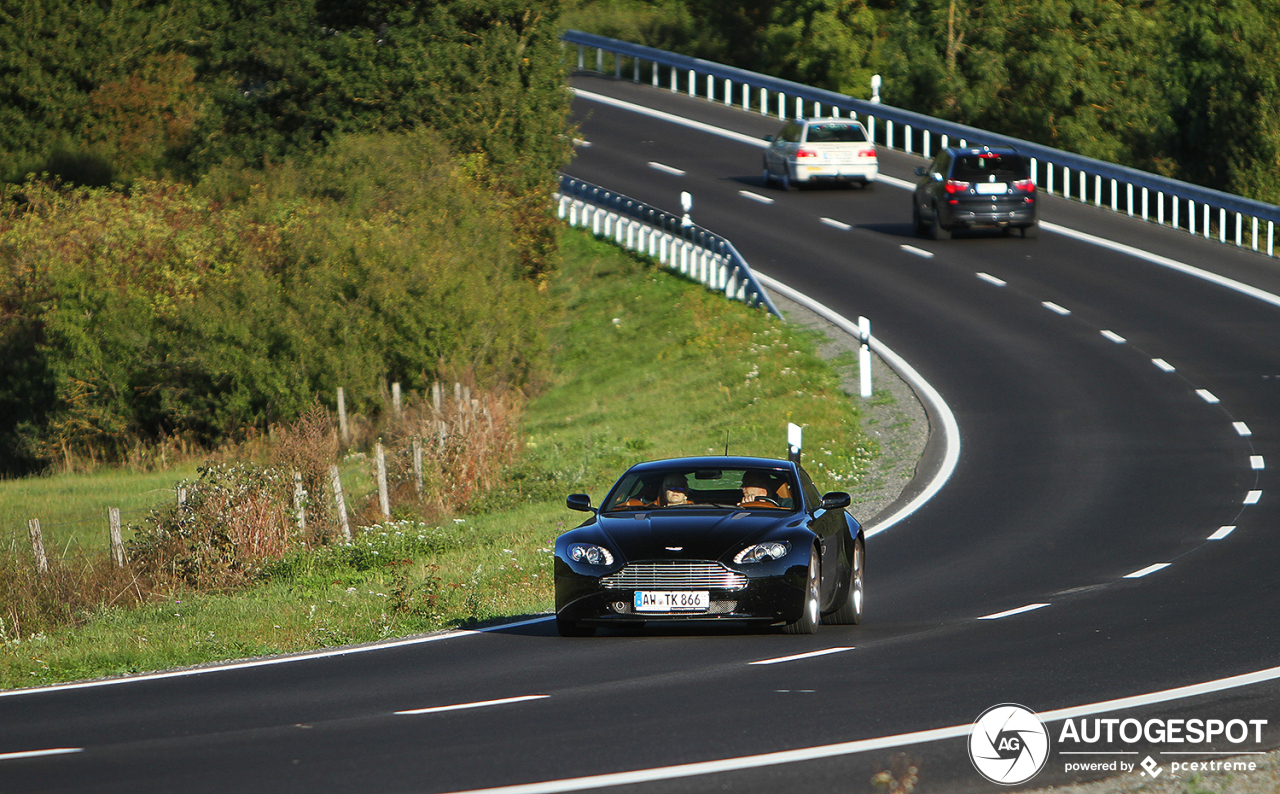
[634,591,710,612]
[976,182,1008,195]
[823,153,851,162]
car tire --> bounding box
[913,204,928,236]
[761,164,773,187]
[826,536,864,625]
[556,616,596,637]
[930,205,951,241]
[779,171,792,191]
[1022,222,1039,239]
[784,547,820,635]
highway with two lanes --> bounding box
[2,72,1279,793]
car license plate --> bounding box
[634,591,709,612]
[823,153,851,162]
[976,182,1008,195]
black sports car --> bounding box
[554,456,865,636]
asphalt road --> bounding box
[2,72,1279,794]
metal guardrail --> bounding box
[564,29,1279,258]
[557,175,780,317]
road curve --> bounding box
[2,72,1279,794]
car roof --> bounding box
[626,456,798,473]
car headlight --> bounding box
[568,543,614,566]
[734,541,791,564]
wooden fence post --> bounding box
[392,382,402,418]
[337,387,349,444]
[412,438,424,496]
[293,471,306,535]
[27,519,48,574]
[177,486,188,507]
[376,442,391,520]
[329,465,352,543]
[108,508,124,568]
[432,382,442,413]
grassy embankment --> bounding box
[0,229,881,690]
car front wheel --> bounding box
[826,536,864,625]
[784,547,820,634]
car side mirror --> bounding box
[914,166,926,176]
[764,134,774,142]
[566,493,596,513]
[819,492,851,511]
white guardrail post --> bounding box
[565,30,1280,262]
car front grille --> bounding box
[600,561,748,591]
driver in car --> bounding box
[739,470,779,507]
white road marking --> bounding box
[749,647,854,666]
[1245,490,1262,504]
[1209,526,1236,540]
[648,161,686,176]
[976,272,1006,287]
[1100,330,1126,343]
[1042,301,1071,315]
[0,748,82,762]
[821,217,853,231]
[1124,563,1171,579]
[572,89,767,147]
[738,190,773,204]
[1251,455,1265,470]
[1152,358,1176,372]
[0,615,557,698]
[438,664,1280,794]
[977,603,1050,620]
[1196,389,1220,404]
[396,695,549,716]
[1234,421,1252,436]
[900,244,933,257]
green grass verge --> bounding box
[0,229,883,690]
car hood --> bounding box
[596,510,802,563]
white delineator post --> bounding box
[788,422,803,464]
[859,316,873,398]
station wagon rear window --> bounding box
[804,123,868,143]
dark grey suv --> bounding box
[913,146,1038,239]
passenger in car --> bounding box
[661,473,692,506]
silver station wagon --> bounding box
[762,118,878,190]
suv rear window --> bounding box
[805,123,867,144]
[952,153,1029,180]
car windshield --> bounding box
[602,467,797,512]
[805,123,867,144]
[952,153,1029,180]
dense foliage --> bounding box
[564,0,1280,204]
[0,0,572,473]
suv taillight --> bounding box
[944,180,970,194]
[1013,178,1036,192]
[796,148,818,158]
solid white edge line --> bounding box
[1234,421,1252,436]
[1152,358,1176,372]
[900,244,933,258]
[396,695,549,716]
[648,161,686,176]
[1042,301,1071,315]
[1251,455,1265,470]
[0,748,83,762]
[751,272,961,537]
[1124,563,1171,579]
[1208,526,1236,540]
[0,616,556,699]
[1245,490,1262,504]
[738,190,773,204]
[438,664,1280,794]
[572,88,767,148]
[1197,389,1220,404]
[976,272,1006,287]
[1100,330,1126,343]
[976,603,1050,621]
[820,217,852,230]
[749,647,854,666]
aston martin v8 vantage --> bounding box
[554,456,865,636]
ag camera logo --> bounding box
[969,704,1050,785]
